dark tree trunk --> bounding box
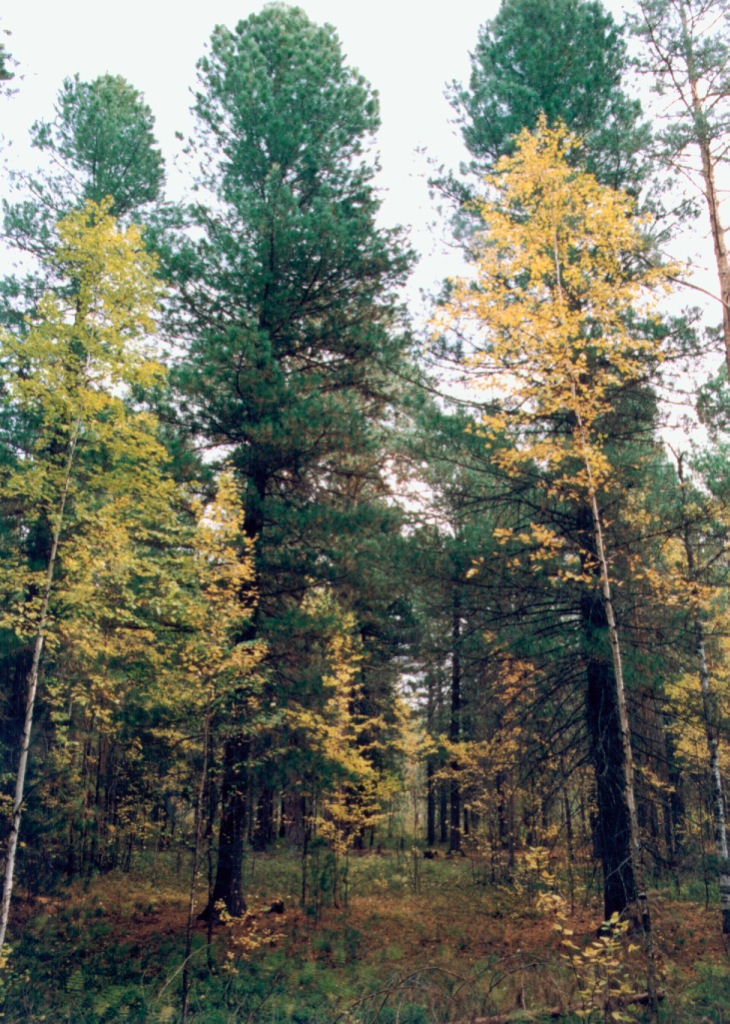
[663,722,684,869]
[426,672,436,847]
[585,626,637,919]
[582,582,642,919]
[278,794,287,839]
[204,736,249,918]
[577,497,637,921]
[439,784,448,844]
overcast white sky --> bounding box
[1,0,637,304]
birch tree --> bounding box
[435,121,675,1018]
[0,198,165,951]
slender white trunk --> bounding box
[572,393,659,1020]
[0,418,81,953]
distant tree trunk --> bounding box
[426,673,436,847]
[563,770,575,912]
[252,783,275,852]
[678,457,730,933]
[278,794,287,839]
[426,761,436,847]
[663,725,684,874]
[449,589,462,854]
[182,710,210,1024]
[695,622,730,933]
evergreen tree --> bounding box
[632,0,730,376]
[4,74,164,259]
[448,0,648,195]
[169,4,414,915]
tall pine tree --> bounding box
[169,4,414,915]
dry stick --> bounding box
[0,415,82,954]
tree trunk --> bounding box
[252,783,275,852]
[449,589,462,854]
[203,465,266,918]
[203,736,249,918]
[584,622,637,918]
[680,3,730,379]
[583,476,658,1019]
[579,504,637,919]
[182,709,210,1023]
[695,622,730,932]
[426,673,436,847]
[678,456,730,932]
[0,417,80,954]
[426,760,436,847]
[571,388,658,1018]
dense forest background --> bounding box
[1,1,730,1021]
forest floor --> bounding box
[1,846,729,1023]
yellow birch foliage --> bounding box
[0,202,265,858]
[177,469,265,720]
[293,590,398,856]
[0,197,166,648]
[0,199,185,860]
[434,120,675,508]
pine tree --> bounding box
[448,0,649,191]
[169,4,414,915]
[633,0,730,376]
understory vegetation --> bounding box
[3,841,730,1023]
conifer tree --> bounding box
[5,73,164,255]
[449,0,649,191]
[633,0,730,376]
[170,4,413,915]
